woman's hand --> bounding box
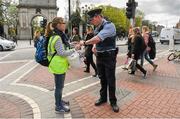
[79,40,85,46]
[146,46,151,51]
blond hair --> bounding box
[52,17,64,28]
[45,22,53,37]
[142,26,149,32]
[34,30,41,40]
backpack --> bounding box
[35,36,56,67]
[147,33,156,59]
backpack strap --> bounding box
[48,51,56,65]
[98,21,111,32]
[48,36,58,63]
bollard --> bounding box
[169,36,174,51]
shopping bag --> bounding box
[126,58,134,69]
[67,51,81,68]
[128,59,136,72]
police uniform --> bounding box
[87,9,119,112]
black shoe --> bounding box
[95,99,107,106]
[128,71,135,75]
[122,66,128,70]
[84,70,90,73]
[153,64,158,71]
[111,104,119,113]
[92,73,97,77]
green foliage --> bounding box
[6,3,18,27]
[70,10,82,27]
[0,0,4,24]
[98,6,126,31]
[0,0,18,36]
[135,16,142,27]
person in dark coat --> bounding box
[84,25,97,77]
[130,27,147,79]
[122,26,133,69]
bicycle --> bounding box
[167,50,180,61]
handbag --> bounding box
[127,58,136,72]
[126,58,133,69]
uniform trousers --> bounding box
[96,51,117,105]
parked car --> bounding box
[160,28,180,44]
[0,36,16,51]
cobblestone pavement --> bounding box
[1,49,180,118]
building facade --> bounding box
[17,0,58,40]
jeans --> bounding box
[141,50,154,66]
[54,73,65,107]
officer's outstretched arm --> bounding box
[80,36,101,46]
[87,36,101,44]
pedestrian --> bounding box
[80,8,119,112]
[129,27,147,78]
[122,26,133,70]
[47,17,78,113]
[84,25,97,77]
[13,36,18,45]
[141,26,158,71]
[70,27,81,44]
[33,30,41,48]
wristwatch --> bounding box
[84,41,86,45]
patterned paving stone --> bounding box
[0,94,33,118]
[67,58,180,118]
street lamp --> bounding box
[68,0,71,20]
[81,5,90,36]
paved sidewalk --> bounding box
[66,57,180,118]
[1,51,180,118]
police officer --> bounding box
[80,8,119,112]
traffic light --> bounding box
[126,2,133,19]
[40,18,47,28]
[126,0,138,19]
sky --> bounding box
[57,0,180,27]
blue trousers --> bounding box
[141,50,154,66]
[54,73,65,107]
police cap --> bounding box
[87,8,102,19]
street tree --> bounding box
[0,0,18,37]
[134,9,144,27]
[98,5,127,36]
[70,10,82,28]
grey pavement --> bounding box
[0,36,167,119]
